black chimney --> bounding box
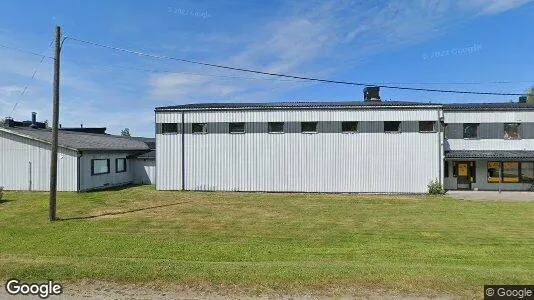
[519,96,527,103]
[364,86,380,101]
[30,112,37,128]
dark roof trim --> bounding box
[445,150,534,160]
[444,103,534,111]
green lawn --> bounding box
[0,185,532,295]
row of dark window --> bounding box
[444,161,534,183]
[161,121,437,134]
[91,158,127,176]
[445,123,522,139]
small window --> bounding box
[192,123,208,134]
[301,122,318,133]
[502,162,519,183]
[521,162,534,182]
[463,123,479,139]
[161,123,178,134]
[504,123,520,140]
[268,122,284,133]
[342,121,359,133]
[419,121,435,132]
[384,121,401,132]
[115,158,127,173]
[91,159,110,175]
[229,122,245,133]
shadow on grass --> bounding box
[0,199,13,204]
[59,200,193,221]
[81,183,150,193]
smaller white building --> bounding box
[0,123,151,192]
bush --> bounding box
[0,186,3,201]
[427,179,444,195]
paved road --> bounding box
[447,191,534,202]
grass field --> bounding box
[0,185,532,296]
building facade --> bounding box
[155,99,534,193]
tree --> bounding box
[121,128,131,137]
[527,86,534,104]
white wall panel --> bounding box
[79,152,134,191]
[0,131,78,191]
[444,111,534,123]
[131,159,155,185]
[183,109,440,123]
[156,112,182,123]
[446,139,534,151]
[156,134,182,190]
[182,132,441,193]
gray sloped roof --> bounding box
[445,150,534,159]
[1,127,150,151]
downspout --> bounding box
[77,151,82,192]
[181,111,185,191]
[28,162,32,191]
[437,109,442,186]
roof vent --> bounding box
[30,112,37,128]
[364,86,381,101]
[519,96,527,103]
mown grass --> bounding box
[0,185,532,295]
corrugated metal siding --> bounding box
[131,158,155,184]
[152,109,444,193]
[78,152,134,191]
[446,139,534,151]
[0,130,78,191]
[186,109,440,122]
[182,132,441,193]
[155,111,183,190]
[444,111,534,123]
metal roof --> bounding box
[445,150,534,160]
[443,102,534,111]
[155,101,440,111]
[156,101,534,112]
[0,127,150,152]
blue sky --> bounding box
[0,0,533,137]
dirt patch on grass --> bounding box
[11,280,471,299]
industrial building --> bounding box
[154,88,534,193]
[0,113,152,191]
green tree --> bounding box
[121,128,131,137]
[527,86,534,104]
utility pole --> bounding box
[49,26,61,221]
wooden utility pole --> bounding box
[49,26,61,221]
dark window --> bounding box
[115,158,127,173]
[502,162,519,183]
[342,121,359,133]
[444,160,449,178]
[384,121,401,132]
[463,123,479,139]
[301,122,318,133]
[268,122,284,133]
[452,162,458,177]
[192,123,208,134]
[91,159,110,175]
[504,123,520,140]
[229,122,245,133]
[521,162,534,182]
[419,121,435,132]
[161,123,178,134]
[487,162,501,183]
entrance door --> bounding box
[456,161,471,190]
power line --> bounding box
[0,42,54,59]
[62,57,532,86]
[65,36,532,96]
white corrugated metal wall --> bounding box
[156,112,182,190]
[78,152,134,191]
[0,130,78,191]
[131,158,155,185]
[156,108,442,193]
